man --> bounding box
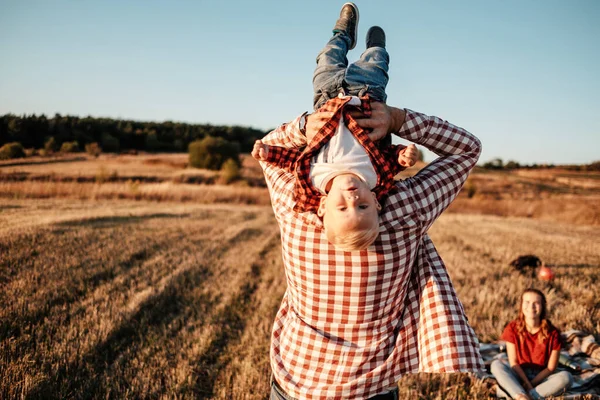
[259,102,484,400]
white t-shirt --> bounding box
[310,96,378,194]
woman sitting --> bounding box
[491,288,573,399]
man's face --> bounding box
[318,173,379,234]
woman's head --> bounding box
[515,288,553,343]
[519,288,547,323]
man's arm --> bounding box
[353,102,482,232]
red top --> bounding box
[501,320,562,369]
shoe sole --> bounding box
[342,2,359,50]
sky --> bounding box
[0,0,598,165]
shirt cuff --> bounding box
[299,112,308,136]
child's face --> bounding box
[318,173,379,235]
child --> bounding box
[253,3,418,251]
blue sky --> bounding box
[0,0,598,164]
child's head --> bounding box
[317,173,381,251]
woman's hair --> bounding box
[515,288,555,344]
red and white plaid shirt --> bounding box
[260,109,484,400]
[261,96,406,213]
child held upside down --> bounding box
[252,2,418,251]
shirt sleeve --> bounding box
[549,329,562,351]
[263,145,301,172]
[393,109,482,233]
[261,112,308,149]
[258,113,307,221]
[501,321,517,344]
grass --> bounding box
[1,199,598,399]
[1,154,599,398]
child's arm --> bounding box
[378,143,417,176]
[397,144,418,168]
[252,140,300,172]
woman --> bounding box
[491,289,572,400]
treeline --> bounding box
[0,113,267,154]
[481,158,600,172]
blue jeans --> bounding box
[491,359,573,399]
[313,32,389,110]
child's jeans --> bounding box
[491,359,573,399]
[313,32,389,111]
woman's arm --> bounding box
[507,342,535,391]
[530,349,560,386]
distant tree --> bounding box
[85,142,102,157]
[101,132,120,153]
[504,160,520,169]
[189,136,240,170]
[483,158,504,170]
[44,136,58,153]
[60,141,79,153]
[0,142,25,160]
[145,132,161,152]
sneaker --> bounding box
[333,2,359,50]
[366,26,386,49]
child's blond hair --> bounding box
[325,220,379,251]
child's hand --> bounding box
[251,140,270,161]
[398,144,418,167]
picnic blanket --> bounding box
[479,330,600,399]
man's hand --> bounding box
[349,101,406,142]
[251,140,270,161]
[398,144,418,168]
[305,111,335,145]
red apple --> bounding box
[538,265,555,281]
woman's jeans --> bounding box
[491,359,573,399]
[313,32,389,110]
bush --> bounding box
[464,181,477,198]
[60,141,79,153]
[85,142,102,157]
[0,142,26,160]
[220,158,241,184]
[188,136,240,170]
[44,136,58,153]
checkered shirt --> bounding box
[260,109,484,400]
[262,96,406,213]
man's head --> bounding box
[317,173,381,251]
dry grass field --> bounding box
[1,154,599,399]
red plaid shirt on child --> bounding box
[260,109,484,400]
[263,96,406,213]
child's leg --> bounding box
[312,33,351,110]
[344,26,389,103]
[313,3,359,111]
